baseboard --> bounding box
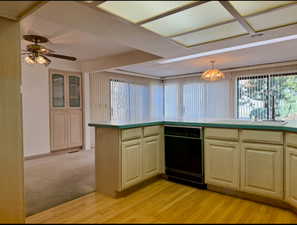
[24,152,52,161]
[207,184,291,211]
[114,175,162,198]
[24,147,84,161]
[51,146,82,154]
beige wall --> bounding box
[0,18,25,223]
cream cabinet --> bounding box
[94,125,163,197]
[285,146,297,207]
[121,126,162,191]
[240,143,283,200]
[205,139,240,190]
[142,135,161,180]
[50,70,83,152]
[285,132,297,208]
[122,139,142,190]
[204,128,284,200]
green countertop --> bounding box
[89,119,297,133]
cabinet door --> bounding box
[68,110,83,148]
[241,143,283,199]
[142,135,160,180]
[50,73,68,151]
[122,139,142,190]
[51,110,68,151]
[205,139,240,190]
[285,146,297,208]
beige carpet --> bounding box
[24,149,95,216]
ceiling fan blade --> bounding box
[45,53,77,61]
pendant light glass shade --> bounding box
[201,60,224,81]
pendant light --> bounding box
[201,60,224,81]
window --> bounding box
[237,73,297,120]
[110,79,162,121]
[164,79,231,120]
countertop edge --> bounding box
[88,121,297,133]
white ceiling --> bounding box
[20,1,297,77]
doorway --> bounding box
[49,69,83,152]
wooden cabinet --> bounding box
[142,135,161,180]
[240,143,283,200]
[122,139,142,189]
[205,139,240,190]
[285,132,297,208]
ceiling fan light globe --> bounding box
[25,55,36,64]
[36,55,47,64]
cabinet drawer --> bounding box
[286,132,297,148]
[241,130,283,145]
[144,126,160,137]
[205,128,239,141]
[121,128,142,141]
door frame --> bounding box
[48,68,85,152]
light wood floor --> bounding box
[26,179,297,224]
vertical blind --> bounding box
[237,73,297,120]
[164,78,232,120]
[91,69,297,123]
[110,79,163,121]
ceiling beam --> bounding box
[0,15,17,21]
[108,68,161,80]
[137,1,209,25]
[80,50,162,72]
[18,1,48,21]
[219,1,256,35]
[87,1,106,7]
[168,19,237,38]
[77,1,106,9]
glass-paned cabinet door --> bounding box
[52,74,65,108]
[69,75,81,108]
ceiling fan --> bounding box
[22,34,77,66]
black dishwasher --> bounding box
[164,125,206,189]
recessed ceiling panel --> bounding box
[97,1,195,23]
[246,4,297,31]
[230,1,294,16]
[172,21,247,47]
[141,1,234,37]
